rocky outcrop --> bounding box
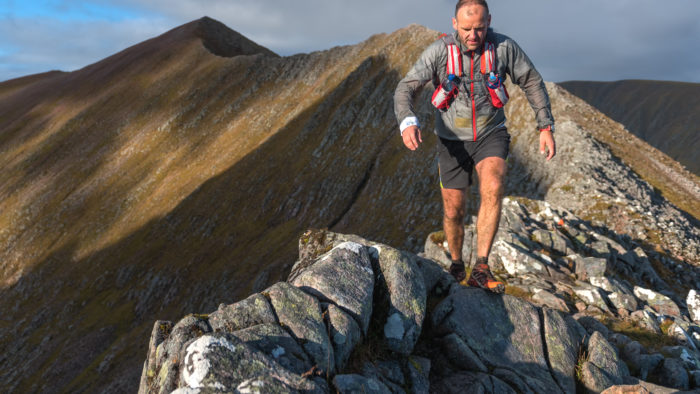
[140,198,700,393]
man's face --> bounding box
[452,4,491,51]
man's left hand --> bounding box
[539,130,556,161]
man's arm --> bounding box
[502,39,556,159]
[394,41,441,150]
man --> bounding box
[394,0,555,293]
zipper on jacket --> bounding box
[470,51,477,141]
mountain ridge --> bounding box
[0,18,698,392]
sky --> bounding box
[1,0,699,83]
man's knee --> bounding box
[443,204,465,222]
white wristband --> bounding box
[399,116,420,135]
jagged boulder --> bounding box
[633,286,681,317]
[431,287,581,393]
[289,241,374,334]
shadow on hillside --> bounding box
[1,54,431,392]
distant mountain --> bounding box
[558,80,700,175]
[0,17,698,393]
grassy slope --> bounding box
[559,80,700,175]
[0,20,440,392]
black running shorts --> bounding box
[437,128,510,189]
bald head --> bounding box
[455,0,490,17]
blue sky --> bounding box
[1,0,699,83]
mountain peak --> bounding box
[187,16,277,58]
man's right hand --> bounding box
[402,126,423,150]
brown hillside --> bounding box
[0,18,698,393]
[559,80,700,175]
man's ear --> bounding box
[452,17,458,31]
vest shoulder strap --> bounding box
[440,34,497,77]
[440,35,463,78]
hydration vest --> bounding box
[433,34,509,109]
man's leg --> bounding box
[466,156,506,293]
[441,187,466,261]
[474,156,506,257]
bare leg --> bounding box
[474,157,506,258]
[441,187,466,261]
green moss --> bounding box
[601,317,678,351]
[429,231,446,245]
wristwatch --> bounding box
[539,125,554,133]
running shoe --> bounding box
[467,263,505,293]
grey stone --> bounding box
[588,276,632,295]
[430,287,565,392]
[423,230,452,269]
[630,310,661,334]
[688,290,700,324]
[656,358,689,390]
[580,361,621,393]
[575,257,607,281]
[406,356,430,394]
[587,331,629,381]
[374,246,426,355]
[607,292,639,312]
[149,315,212,394]
[139,320,173,394]
[633,286,681,317]
[208,293,277,333]
[361,361,406,393]
[532,289,570,313]
[492,238,549,276]
[690,370,700,388]
[266,282,334,375]
[660,345,700,370]
[542,308,579,394]
[438,333,488,373]
[430,371,517,394]
[411,254,453,296]
[490,368,535,394]
[176,333,323,392]
[231,323,311,375]
[573,286,611,313]
[327,304,362,372]
[332,374,391,394]
[290,241,374,334]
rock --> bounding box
[630,310,662,334]
[573,287,611,313]
[587,331,629,382]
[532,289,570,313]
[690,370,700,388]
[589,276,632,295]
[266,282,334,375]
[430,371,516,394]
[600,384,651,393]
[574,257,607,280]
[542,308,579,394]
[289,241,374,334]
[423,231,452,268]
[688,290,700,324]
[361,361,405,393]
[438,333,488,373]
[406,356,431,394]
[139,320,173,394]
[620,341,664,381]
[431,287,572,392]
[607,292,638,313]
[411,254,453,296]
[230,323,311,375]
[660,345,700,370]
[655,357,689,390]
[633,286,681,317]
[177,333,323,392]
[580,361,621,393]
[148,315,212,393]
[373,246,426,355]
[332,374,391,394]
[492,238,549,276]
[208,293,277,333]
[326,304,362,372]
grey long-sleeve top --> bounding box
[394,30,554,141]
